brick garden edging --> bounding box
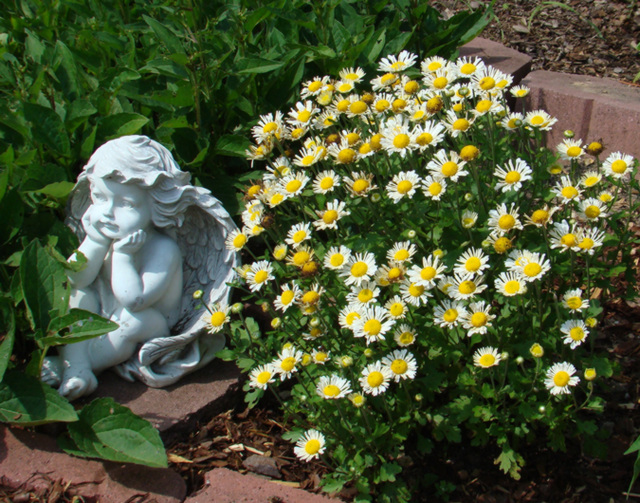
[1,37,639,503]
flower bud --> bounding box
[433,249,445,258]
[271,317,282,329]
[309,316,321,328]
[586,317,598,328]
[538,405,546,413]
[586,141,604,156]
[464,192,474,201]
[529,343,544,358]
[407,230,417,239]
[414,393,423,402]
[515,356,524,365]
[364,348,373,358]
[371,193,381,203]
[192,289,204,300]
[584,368,597,381]
[231,302,243,313]
[563,129,575,138]
[340,356,353,368]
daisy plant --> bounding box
[214,53,639,501]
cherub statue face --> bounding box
[90,177,153,240]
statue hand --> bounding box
[113,229,147,255]
[82,206,111,246]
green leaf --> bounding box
[66,99,98,131]
[236,57,285,74]
[23,103,71,157]
[214,134,251,158]
[0,300,16,381]
[494,446,524,480]
[32,181,75,199]
[98,113,149,141]
[0,188,24,244]
[20,240,69,331]
[63,397,167,468]
[0,371,78,425]
[143,15,185,55]
[53,41,81,101]
[44,308,118,346]
[378,462,402,482]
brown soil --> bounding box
[440,0,640,84]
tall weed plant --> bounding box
[217,53,639,501]
[0,0,491,467]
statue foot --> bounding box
[59,368,98,401]
[41,356,63,387]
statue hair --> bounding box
[79,135,206,229]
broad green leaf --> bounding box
[33,181,75,199]
[63,397,168,468]
[0,300,15,381]
[236,58,285,74]
[20,239,69,331]
[25,30,45,64]
[23,103,71,157]
[53,41,81,101]
[98,113,149,141]
[0,371,78,425]
[0,189,24,244]
[44,309,118,346]
[66,99,97,131]
[143,15,185,55]
[214,134,251,157]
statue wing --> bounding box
[65,178,91,241]
[117,190,240,387]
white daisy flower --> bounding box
[347,281,380,305]
[273,346,304,380]
[552,175,582,203]
[313,200,350,230]
[385,295,408,320]
[577,226,605,255]
[453,247,490,278]
[285,222,312,248]
[323,245,352,270]
[562,289,589,312]
[487,203,523,235]
[544,362,580,395]
[382,349,417,382]
[338,303,364,331]
[274,283,301,312]
[316,374,352,399]
[548,220,581,252]
[279,172,311,196]
[460,301,494,336]
[400,280,432,306]
[556,138,585,161]
[412,120,446,151]
[394,324,417,347]
[378,50,418,73]
[426,149,468,182]
[293,429,326,462]
[494,271,527,297]
[312,170,341,194]
[341,252,377,286]
[422,175,447,200]
[352,305,395,344]
[602,152,635,179]
[246,260,274,292]
[578,198,607,221]
[450,274,487,300]
[433,299,467,328]
[473,347,501,368]
[524,109,557,130]
[360,361,393,396]
[386,171,421,202]
[249,363,276,389]
[494,158,533,192]
[560,319,590,349]
[203,303,231,334]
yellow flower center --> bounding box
[364,319,382,335]
[338,82,353,93]
[553,371,570,387]
[351,261,368,277]
[320,177,334,190]
[391,359,408,375]
[300,155,316,167]
[232,234,247,248]
[530,115,544,126]
[280,290,295,305]
[443,309,458,322]
[427,61,442,71]
[585,205,600,219]
[408,284,424,298]
[611,159,627,174]
[389,303,404,317]
[338,148,357,164]
[263,121,278,133]
[479,77,495,90]
[433,76,448,89]
[561,186,578,199]
[291,127,305,139]
[505,171,521,184]
[441,161,458,177]
[530,344,544,357]
[393,134,411,149]
[475,100,492,113]
[459,280,476,295]
[599,192,612,203]
[465,257,482,272]
[336,99,350,113]
[307,81,323,93]
[297,110,311,123]
[404,80,420,94]
[428,182,442,196]
[345,312,360,325]
[344,72,360,80]
[579,238,594,250]
[286,179,302,193]
[359,143,372,155]
[352,179,369,194]
[561,233,577,247]
[452,103,464,112]
[531,209,549,225]
[421,267,437,281]
[257,371,272,384]
[388,267,402,280]
[453,118,470,131]
[210,311,226,327]
[254,270,268,284]
[293,251,310,266]
[370,134,383,150]
[367,371,384,388]
[305,439,321,455]
[280,357,296,372]
[358,289,374,303]
[498,214,515,230]
[416,132,433,146]
[426,96,443,114]
[350,101,368,115]
[584,176,599,187]
[471,312,488,327]
[570,327,584,341]
[375,99,390,112]
[323,209,339,224]
[399,332,414,344]
[346,132,360,145]
[523,263,542,277]
[315,352,328,362]
[566,146,582,158]
[270,193,284,206]
[504,280,520,294]
[329,253,344,267]
[460,145,479,161]
[391,61,406,71]
[302,291,320,304]
[478,354,496,367]
[293,230,307,243]
[494,237,512,254]
[566,297,582,310]
[460,63,476,74]
[381,73,397,85]
[394,249,410,261]
[392,98,407,112]
[396,180,413,194]
[323,384,341,397]
[247,184,261,197]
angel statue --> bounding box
[42,135,239,400]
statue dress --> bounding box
[42,135,239,400]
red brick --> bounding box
[459,37,532,84]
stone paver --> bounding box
[521,70,640,160]
[0,425,186,503]
[85,359,242,443]
[460,37,532,84]
[186,468,339,503]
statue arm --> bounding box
[68,238,109,289]
[111,234,181,312]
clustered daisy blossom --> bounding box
[234,50,634,469]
